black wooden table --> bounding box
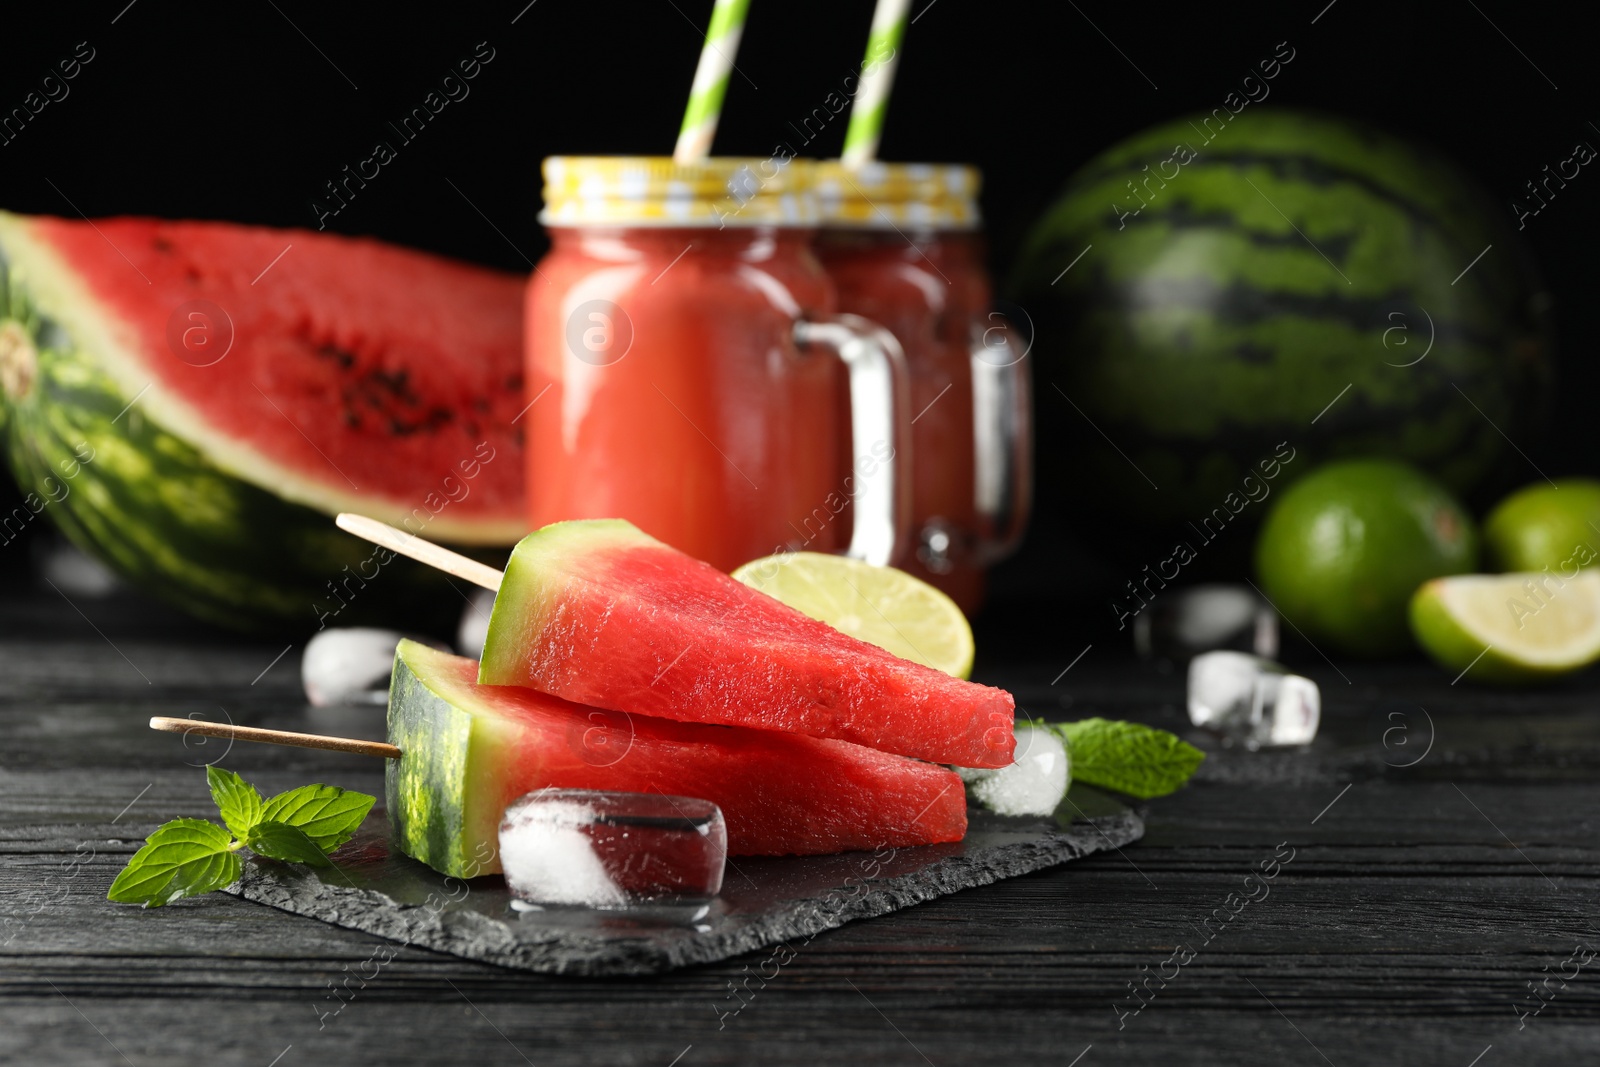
[4,584,1598,1066]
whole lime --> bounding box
[1255,459,1479,656]
[1483,479,1600,574]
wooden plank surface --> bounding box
[3,589,1599,1065]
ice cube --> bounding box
[301,628,447,706]
[955,723,1070,816]
[35,536,120,597]
[498,789,726,908]
[1187,650,1319,749]
[1133,584,1277,661]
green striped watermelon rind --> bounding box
[0,221,503,632]
[1010,107,1552,523]
[387,640,500,878]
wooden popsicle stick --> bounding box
[334,512,504,592]
[149,716,402,759]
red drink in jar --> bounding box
[814,162,1031,611]
[526,157,910,572]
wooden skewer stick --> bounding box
[149,716,402,760]
[151,512,497,762]
[334,512,504,592]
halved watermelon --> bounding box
[389,641,967,877]
[0,213,527,629]
[479,519,1017,768]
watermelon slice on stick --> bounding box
[387,641,965,875]
[334,514,1018,769]
[149,640,969,878]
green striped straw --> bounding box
[840,0,910,167]
[673,0,753,164]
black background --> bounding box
[3,0,1597,606]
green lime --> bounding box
[1411,571,1600,683]
[1484,479,1600,574]
[731,552,975,678]
[1254,459,1478,657]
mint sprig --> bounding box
[109,768,375,908]
[1049,718,1205,800]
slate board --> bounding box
[222,788,1144,976]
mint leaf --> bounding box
[1052,718,1205,799]
[245,821,332,867]
[107,772,373,909]
[205,766,263,839]
[107,818,240,907]
[259,783,375,853]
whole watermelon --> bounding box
[1010,108,1552,559]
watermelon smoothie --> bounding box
[814,163,1031,610]
[527,157,909,572]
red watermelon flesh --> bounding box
[479,519,1017,768]
[388,641,968,877]
[23,216,526,543]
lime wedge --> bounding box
[1410,571,1600,683]
[731,552,975,678]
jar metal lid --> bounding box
[540,156,819,228]
[812,162,982,231]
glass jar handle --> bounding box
[969,313,1033,565]
[793,314,910,567]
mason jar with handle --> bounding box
[813,162,1032,611]
[527,156,911,572]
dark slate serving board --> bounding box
[222,787,1143,976]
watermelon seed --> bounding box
[314,343,356,369]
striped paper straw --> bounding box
[673,0,752,164]
[841,0,910,167]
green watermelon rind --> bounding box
[387,639,504,878]
[0,216,511,631]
